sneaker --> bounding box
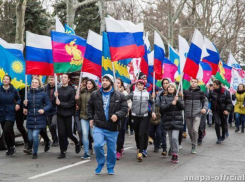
[120,149,124,157]
[116,152,121,160]
[148,137,153,145]
[161,150,167,157]
[198,141,202,146]
[216,138,222,144]
[44,141,51,152]
[108,168,114,175]
[95,165,104,175]
[81,153,90,160]
[182,132,187,138]
[172,154,179,163]
[57,152,66,159]
[6,148,10,156]
[221,137,225,141]
[225,132,229,137]
[32,153,38,159]
[142,150,147,157]
[75,143,81,154]
[9,147,16,156]
[191,145,196,154]
[51,140,59,147]
[24,143,29,150]
[23,147,32,154]
[137,153,143,162]
[235,128,239,132]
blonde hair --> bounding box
[32,77,43,88]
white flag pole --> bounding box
[76,71,83,96]
[54,73,58,92]
[112,62,117,90]
[153,71,156,101]
[25,74,27,102]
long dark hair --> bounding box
[116,78,125,90]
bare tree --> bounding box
[15,0,28,44]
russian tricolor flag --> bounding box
[140,32,151,77]
[26,31,54,76]
[183,29,204,79]
[154,31,165,80]
[202,37,220,75]
[105,18,143,61]
[82,30,102,78]
[147,51,154,84]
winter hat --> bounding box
[138,72,147,79]
[136,79,146,86]
[102,74,114,85]
[167,82,176,90]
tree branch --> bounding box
[0,0,7,9]
[172,0,188,23]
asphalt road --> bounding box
[0,125,245,182]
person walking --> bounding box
[76,78,98,160]
[0,75,21,156]
[160,83,184,163]
[87,74,128,175]
[23,77,52,159]
[55,74,81,159]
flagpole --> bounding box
[153,71,156,101]
[77,71,83,96]
[25,74,27,105]
[112,62,117,90]
[54,73,58,93]
[176,72,183,96]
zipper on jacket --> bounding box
[139,91,142,116]
[33,90,37,129]
[191,89,194,118]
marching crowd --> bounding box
[1,71,243,175]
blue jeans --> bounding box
[28,129,41,154]
[235,113,245,129]
[81,119,93,154]
[93,127,118,169]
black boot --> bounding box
[58,151,66,159]
[9,146,16,156]
[44,141,51,152]
[75,143,81,154]
[32,153,38,159]
[6,147,10,156]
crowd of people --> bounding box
[1,71,242,175]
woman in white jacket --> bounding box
[115,78,132,160]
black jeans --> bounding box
[149,124,162,149]
[57,115,78,152]
[15,110,28,143]
[214,112,227,139]
[132,116,150,153]
[1,121,15,148]
[117,117,127,152]
[46,114,58,142]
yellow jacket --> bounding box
[234,92,245,114]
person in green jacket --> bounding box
[76,79,98,159]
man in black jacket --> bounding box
[55,74,81,159]
[88,74,128,175]
[209,80,232,144]
[183,78,208,154]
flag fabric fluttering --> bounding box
[162,58,178,82]
[26,31,54,76]
[105,18,142,61]
[140,32,151,77]
[82,30,102,78]
[227,53,245,78]
[65,24,75,35]
[183,29,204,79]
[154,31,165,80]
[197,62,212,92]
[168,44,180,81]
[55,15,65,33]
[0,38,24,61]
[178,35,189,73]
[202,37,220,75]
[0,45,26,90]
[214,61,232,88]
[102,32,131,84]
[51,31,86,73]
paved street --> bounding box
[0,125,245,182]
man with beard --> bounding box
[88,74,128,175]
